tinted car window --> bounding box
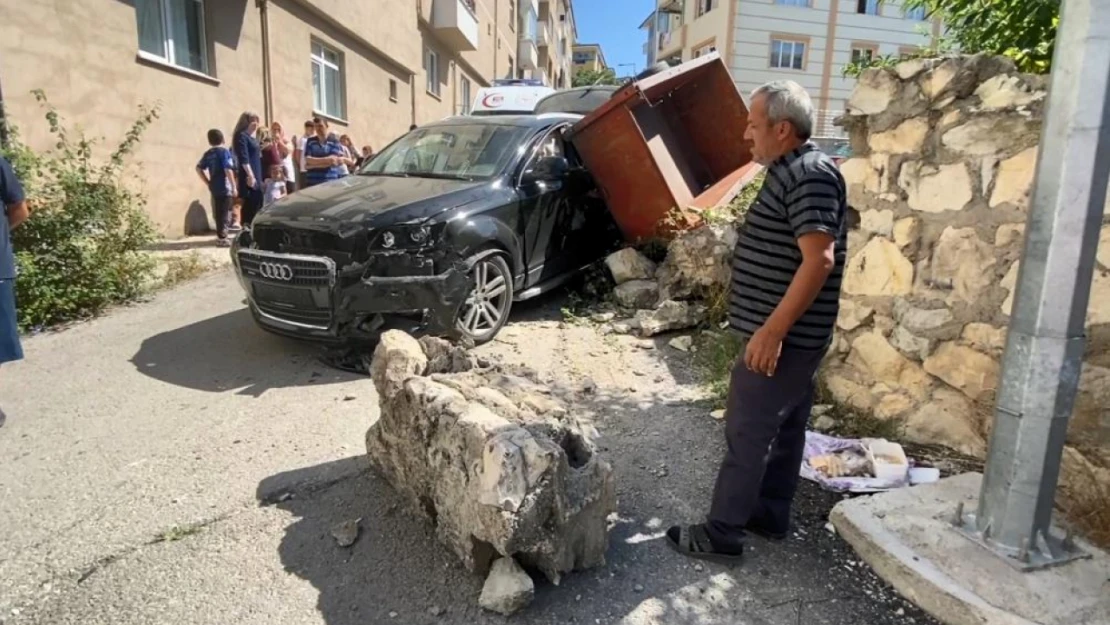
[359,123,532,180]
[534,86,621,116]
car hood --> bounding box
[255,174,487,229]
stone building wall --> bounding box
[823,55,1110,482]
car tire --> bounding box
[455,253,514,345]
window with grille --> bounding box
[851,46,877,65]
[136,0,208,74]
[857,0,881,15]
[770,39,806,70]
[312,40,345,118]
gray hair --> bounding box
[751,81,815,140]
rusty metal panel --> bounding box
[570,105,677,242]
[566,52,754,242]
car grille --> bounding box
[251,225,367,265]
[237,250,334,287]
[254,300,333,327]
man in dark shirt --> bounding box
[303,118,349,188]
[1,154,31,427]
[667,80,847,563]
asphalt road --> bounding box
[0,268,938,625]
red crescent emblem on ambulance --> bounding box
[482,93,505,107]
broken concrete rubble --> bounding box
[655,223,738,302]
[366,331,616,589]
[479,557,535,616]
[613,279,659,310]
[635,300,707,337]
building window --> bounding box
[136,0,208,73]
[904,5,926,20]
[460,76,472,114]
[508,55,515,78]
[850,45,877,64]
[312,40,345,119]
[770,38,806,70]
[696,0,718,17]
[389,79,398,102]
[693,43,716,58]
[774,0,809,6]
[856,0,881,15]
[509,0,516,30]
[425,49,440,97]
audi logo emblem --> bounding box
[258,262,294,281]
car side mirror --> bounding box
[522,156,570,185]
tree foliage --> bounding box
[572,68,620,87]
[904,0,1059,73]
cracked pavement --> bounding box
[0,268,938,625]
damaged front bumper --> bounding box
[230,230,471,344]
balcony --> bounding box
[657,28,683,58]
[537,19,551,47]
[432,0,479,51]
[518,37,539,70]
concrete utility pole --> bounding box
[960,0,1110,569]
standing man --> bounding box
[0,154,31,428]
[293,119,313,190]
[666,80,846,563]
[302,118,349,188]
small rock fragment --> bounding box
[591,312,616,323]
[428,606,444,617]
[331,519,361,547]
[711,409,726,420]
[694,563,704,572]
[389,611,398,618]
[634,583,645,592]
[813,415,837,432]
[479,557,535,616]
[825,522,837,535]
[669,336,694,352]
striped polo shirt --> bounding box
[729,142,847,351]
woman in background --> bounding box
[231,111,263,227]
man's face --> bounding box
[314,121,328,140]
[744,94,791,165]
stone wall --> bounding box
[824,55,1110,481]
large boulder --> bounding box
[366,331,616,585]
[656,224,738,302]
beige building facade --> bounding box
[531,0,576,89]
[571,43,608,74]
[0,0,518,236]
[642,0,941,136]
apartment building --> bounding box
[522,0,576,89]
[641,0,940,136]
[0,0,518,235]
[572,44,609,74]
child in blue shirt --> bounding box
[195,129,238,247]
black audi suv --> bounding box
[230,113,622,345]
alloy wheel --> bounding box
[457,256,512,342]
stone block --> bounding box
[899,162,974,213]
[868,118,930,155]
[892,217,920,251]
[929,226,997,305]
[656,224,737,301]
[894,301,955,335]
[860,209,894,237]
[847,332,931,400]
[989,147,1038,208]
[994,223,1025,248]
[1000,260,1020,316]
[366,332,615,585]
[837,300,875,332]
[613,280,659,310]
[847,68,900,115]
[635,300,706,337]
[942,115,1039,156]
[823,372,875,412]
[904,388,986,456]
[895,57,930,80]
[875,393,915,420]
[605,248,657,285]
[891,326,931,361]
[923,342,1000,402]
[843,238,915,296]
[920,58,960,101]
[974,74,1043,111]
[961,323,1007,355]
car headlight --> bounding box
[370,223,445,252]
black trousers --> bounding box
[210,195,233,239]
[240,187,263,227]
[707,343,826,546]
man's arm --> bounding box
[234,133,256,187]
[196,165,211,186]
[745,168,843,375]
[225,167,238,197]
[7,200,29,229]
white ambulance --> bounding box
[470,79,556,116]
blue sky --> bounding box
[575,0,654,76]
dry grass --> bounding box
[1058,460,1110,550]
[159,252,214,289]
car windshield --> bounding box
[358,123,531,180]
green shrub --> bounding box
[1,90,160,332]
